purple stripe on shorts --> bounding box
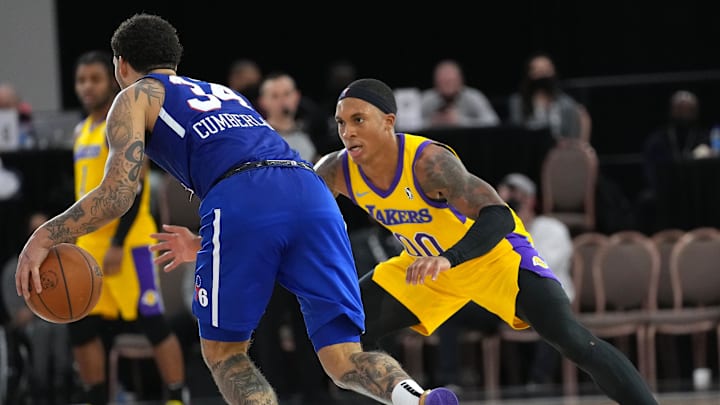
[132,246,163,316]
[505,233,559,281]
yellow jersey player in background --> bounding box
[70,50,188,405]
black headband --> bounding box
[337,85,397,114]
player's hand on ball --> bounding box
[16,226,53,298]
[150,224,201,272]
[405,256,451,285]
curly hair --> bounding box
[110,13,183,73]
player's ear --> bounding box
[115,55,128,77]
[384,112,396,129]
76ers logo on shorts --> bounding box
[195,275,209,307]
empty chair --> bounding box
[569,232,609,315]
[646,227,720,390]
[651,229,686,309]
[648,229,685,386]
[541,140,599,236]
[562,231,659,396]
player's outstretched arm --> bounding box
[150,224,202,272]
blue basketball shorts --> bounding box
[193,166,365,351]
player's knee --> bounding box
[316,341,363,389]
[313,315,364,387]
[200,338,250,369]
[68,314,104,346]
[136,314,173,345]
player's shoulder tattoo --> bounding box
[132,77,165,105]
[416,143,466,195]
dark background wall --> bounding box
[55,1,720,159]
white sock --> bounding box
[391,379,425,405]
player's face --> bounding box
[335,97,394,165]
[75,63,116,113]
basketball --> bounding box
[24,243,103,324]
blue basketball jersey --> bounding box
[143,73,302,199]
[141,74,364,348]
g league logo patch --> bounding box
[405,187,414,200]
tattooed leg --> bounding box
[201,339,277,405]
[318,342,411,404]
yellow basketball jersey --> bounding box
[343,133,534,334]
[73,117,158,320]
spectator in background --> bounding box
[507,52,590,141]
[643,90,710,192]
[0,82,36,149]
[227,58,263,108]
[638,90,710,233]
[420,59,499,129]
[258,72,320,163]
[496,173,574,389]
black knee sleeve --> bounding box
[137,314,173,346]
[68,314,104,346]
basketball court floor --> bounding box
[465,391,720,405]
[169,347,720,404]
[170,390,720,404]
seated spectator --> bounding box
[420,59,499,129]
[643,90,710,192]
[507,52,590,141]
[637,90,710,233]
[257,72,320,163]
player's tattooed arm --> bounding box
[43,88,146,243]
[314,150,346,198]
[415,143,505,220]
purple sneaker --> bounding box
[419,387,460,405]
